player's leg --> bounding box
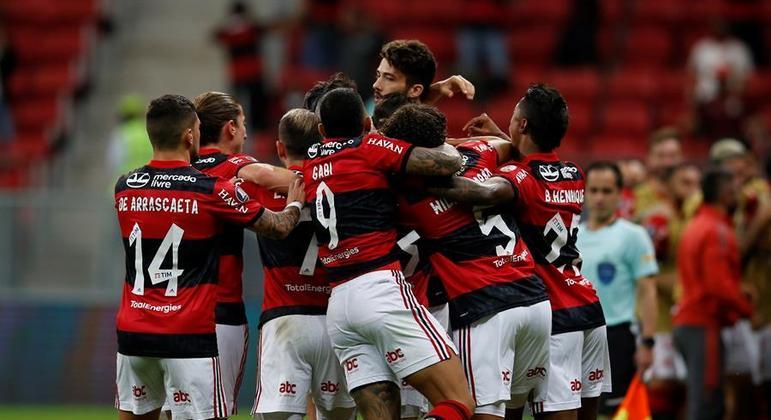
[722,320,760,420]
[161,356,228,420]
[307,315,357,420]
[674,325,725,420]
[251,317,314,419]
[216,322,249,417]
[115,353,166,420]
[578,326,611,420]
[531,331,583,420]
[399,378,428,419]
[506,300,552,420]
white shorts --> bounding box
[252,315,355,415]
[532,325,612,414]
[644,332,687,382]
[758,326,771,381]
[115,353,227,419]
[399,304,449,417]
[454,301,552,416]
[162,323,249,415]
[327,269,456,391]
[723,320,761,381]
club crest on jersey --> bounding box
[307,143,320,159]
[539,165,560,182]
[126,172,150,188]
[235,185,250,203]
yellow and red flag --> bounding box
[612,374,651,420]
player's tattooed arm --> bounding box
[430,176,516,206]
[238,163,298,194]
[250,178,304,239]
[405,143,463,176]
[351,381,401,420]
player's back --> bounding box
[251,166,331,327]
[496,151,604,334]
[115,160,263,357]
[396,140,547,328]
[303,132,415,284]
[192,147,260,325]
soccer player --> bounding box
[170,91,298,417]
[304,87,475,420]
[114,94,304,420]
[304,72,359,112]
[373,40,474,106]
[432,84,611,419]
[577,162,659,416]
[382,104,552,420]
[251,108,356,420]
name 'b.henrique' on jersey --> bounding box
[115,160,264,358]
[303,133,415,283]
[252,166,331,327]
[495,153,604,334]
[397,139,548,329]
[192,147,261,325]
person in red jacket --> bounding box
[673,168,754,420]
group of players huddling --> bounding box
[113,40,611,420]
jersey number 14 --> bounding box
[128,223,184,297]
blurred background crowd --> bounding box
[0,0,769,418]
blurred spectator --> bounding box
[634,128,684,218]
[618,159,647,219]
[0,23,16,144]
[711,138,770,420]
[300,0,341,71]
[106,94,151,181]
[554,0,599,66]
[578,162,659,416]
[688,20,754,106]
[215,1,268,130]
[695,76,750,141]
[674,168,754,420]
[456,0,510,100]
[254,0,304,92]
[637,162,701,420]
[339,6,383,102]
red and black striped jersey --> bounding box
[396,140,548,329]
[251,166,330,327]
[114,160,264,358]
[303,133,414,284]
[494,152,605,334]
[192,147,260,325]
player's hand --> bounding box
[286,178,305,207]
[463,113,508,139]
[635,345,654,372]
[427,75,475,104]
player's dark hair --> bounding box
[372,92,413,128]
[380,40,436,101]
[317,88,366,139]
[649,126,681,148]
[585,161,623,190]
[520,84,569,152]
[701,167,732,204]
[146,94,197,151]
[381,104,446,148]
[193,91,242,146]
[303,72,358,112]
[279,108,322,159]
[663,161,700,182]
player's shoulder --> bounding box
[226,153,259,167]
[306,135,364,160]
[457,139,495,154]
[361,132,411,154]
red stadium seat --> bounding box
[512,66,547,94]
[509,27,559,67]
[656,71,687,104]
[607,70,657,101]
[601,101,653,137]
[632,1,681,24]
[621,26,673,68]
[407,0,463,25]
[12,27,84,64]
[360,0,403,26]
[510,0,570,26]
[589,134,648,159]
[441,100,479,137]
[564,100,595,139]
[545,68,601,103]
[600,0,624,23]
[12,96,59,132]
